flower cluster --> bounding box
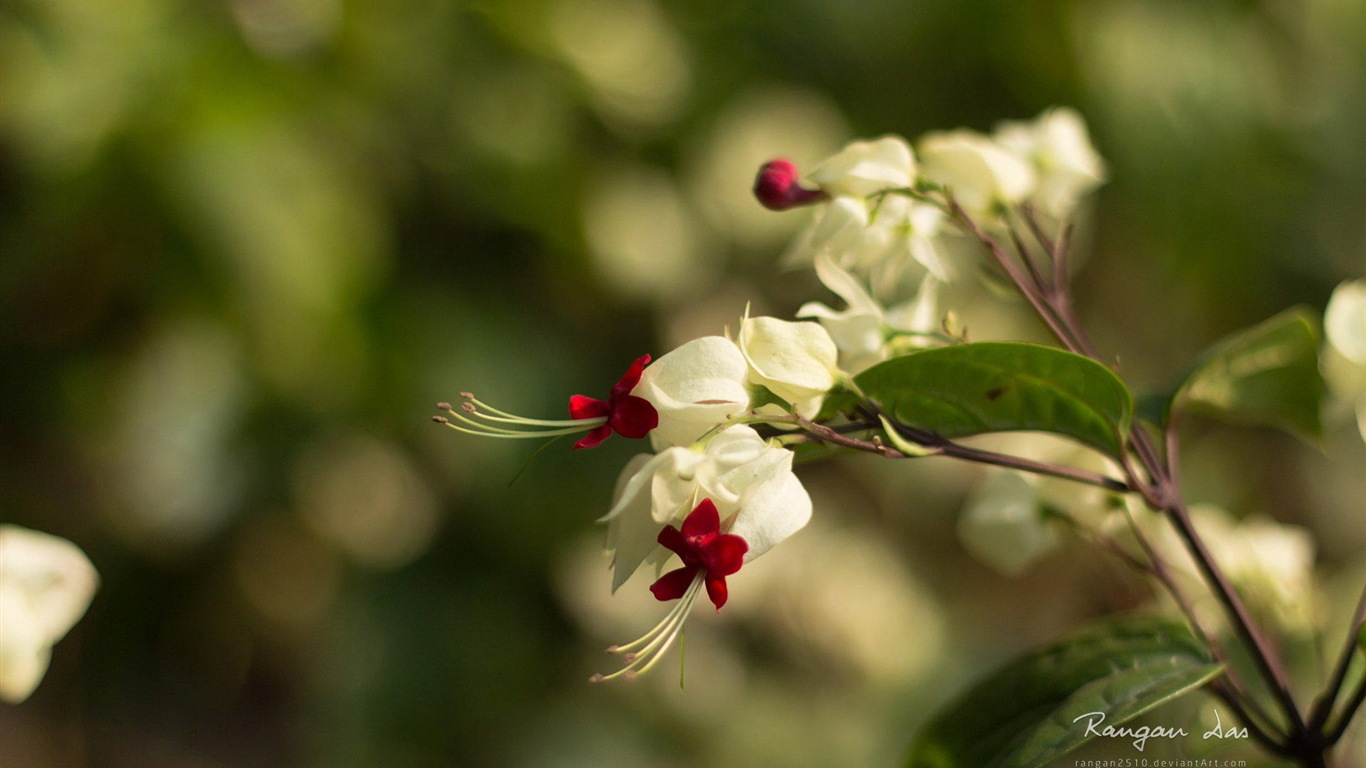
[440,107,1109,681]
[438,325,829,680]
[762,107,1105,297]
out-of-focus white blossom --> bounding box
[1326,280,1366,365]
[957,471,1061,576]
[793,194,950,283]
[1322,279,1366,441]
[994,107,1107,219]
[797,255,941,374]
[0,526,99,703]
[1151,505,1318,634]
[601,425,811,592]
[918,129,1037,219]
[634,336,751,450]
[780,135,953,291]
[807,135,916,198]
[738,315,841,418]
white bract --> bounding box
[995,107,1107,219]
[633,335,751,450]
[0,526,99,703]
[798,255,941,374]
[738,315,841,417]
[783,135,954,291]
[794,194,950,284]
[957,471,1060,576]
[600,425,811,591]
[807,135,916,197]
[1322,279,1366,441]
[918,129,1036,219]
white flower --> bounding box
[995,107,1107,218]
[593,425,812,682]
[1322,281,1366,363]
[793,195,949,286]
[1323,279,1366,441]
[0,526,99,703]
[781,135,953,291]
[957,471,1060,576]
[633,336,751,450]
[807,135,916,198]
[865,194,952,284]
[798,255,942,374]
[1326,279,1366,365]
[918,129,1037,219]
[804,196,876,264]
[600,425,811,591]
[738,315,841,417]
[955,436,1131,576]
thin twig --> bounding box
[1317,582,1366,738]
[792,413,1131,492]
[945,198,1079,351]
[1328,675,1366,745]
[1007,217,1049,293]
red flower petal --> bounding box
[704,574,729,611]
[651,499,749,610]
[568,394,609,421]
[609,395,658,439]
[650,566,698,602]
[703,533,748,577]
[656,524,689,560]
[572,424,613,451]
[681,499,720,539]
[610,354,651,400]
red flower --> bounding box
[650,499,749,611]
[567,355,659,450]
[752,158,826,211]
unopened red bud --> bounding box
[753,158,826,211]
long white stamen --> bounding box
[591,576,704,683]
[464,407,606,428]
[433,396,608,440]
[455,405,606,436]
[445,408,536,435]
[610,581,696,655]
[465,396,606,427]
[436,420,594,440]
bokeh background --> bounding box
[2,0,1365,766]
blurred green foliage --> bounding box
[2,0,1364,766]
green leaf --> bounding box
[1171,307,1324,440]
[814,383,862,422]
[854,342,1134,458]
[907,616,1221,768]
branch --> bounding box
[790,412,1131,493]
[951,201,1308,739]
